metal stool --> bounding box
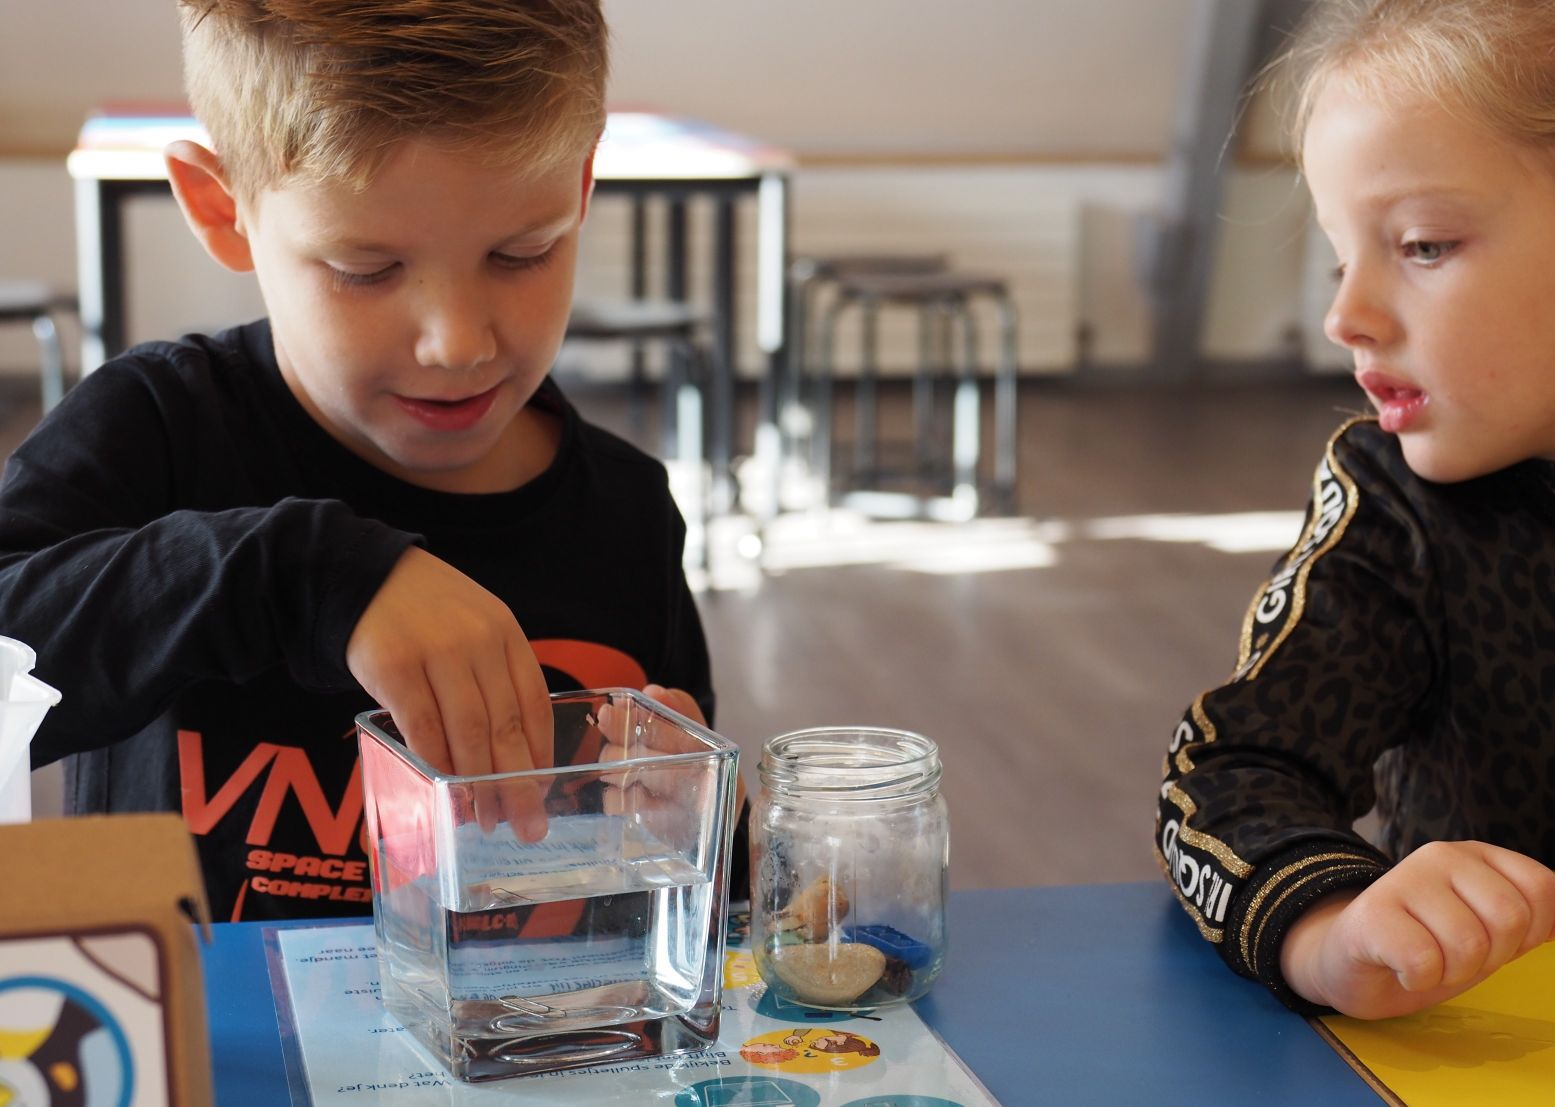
[814,270,1018,518]
[745,254,948,521]
[782,255,948,486]
[0,283,77,412]
[563,298,719,563]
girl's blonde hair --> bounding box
[1283,0,1555,160]
[178,0,609,198]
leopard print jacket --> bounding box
[1155,416,1555,1010]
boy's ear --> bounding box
[164,140,256,273]
[578,144,598,224]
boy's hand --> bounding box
[638,685,747,814]
[598,685,746,827]
[347,547,553,839]
[641,684,707,728]
[1280,841,1555,1019]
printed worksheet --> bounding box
[269,913,999,1106]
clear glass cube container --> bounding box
[357,688,739,1083]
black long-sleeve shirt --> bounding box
[1156,417,1555,1009]
[4,319,715,922]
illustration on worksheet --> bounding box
[738,1028,882,1072]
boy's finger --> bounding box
[594,701,628,747]
[427,660,495,779]
[382,673,453,775]
[472,650,548,843]
[603,777,661,817]
[644,684,706,727]
[474,650,535,775]
[498,777,548,843]
[599,718,704,762]
[382,672,496,836]
[471,780,506,838]
[478,634,553,845]
[506,633,554,770]
[424,659,498,833]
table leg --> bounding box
[756,172,790,407]
[753,172,790,521]
[629,195,648,300]
[665,196,688,301]
[711,196,737,512]
[73,177,126,372]
[627,194,649,431]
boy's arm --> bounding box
[3,493,416,764]
[0,363,415,762]
[1155,421,1433,1009]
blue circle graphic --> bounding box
[675,1074,823,1107]
[839,1098,968,1107]
[0,975,135,1107]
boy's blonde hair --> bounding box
[1282,0,1555,161]
[178,0,608,198]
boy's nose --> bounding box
[414,297,497,372]
[1323,270,1398,351]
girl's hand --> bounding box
[1280,840,1555,1018]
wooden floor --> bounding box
[2,370,1367,892]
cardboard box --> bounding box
[0,813,214,1106]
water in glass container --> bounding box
[358,690,739,1082]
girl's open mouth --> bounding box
[1357,370,1428,434]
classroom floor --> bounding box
[1,369,1366,892]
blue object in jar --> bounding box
[842,923,933,969]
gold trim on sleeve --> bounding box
[1238,851,1385,969]
[1166,785,1254,877]
[1242,419,1365,683]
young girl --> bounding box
[1156,0,1555,1019]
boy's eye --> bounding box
[1402,239,1456,264]
[328,263,399,288]
[491,246,556,272]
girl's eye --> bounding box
[328,263,398,289]
[491,246,556,272]
[1402,239,1456,264]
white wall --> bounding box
[1,0,1197,157]
[0,0,1324,378]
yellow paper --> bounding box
[1318,943,1555,1105]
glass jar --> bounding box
[749,727,948,1011]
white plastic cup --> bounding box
[0,636,62,824]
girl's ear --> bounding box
[164,140,256,273]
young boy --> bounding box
[2,0,727,922]
[1156,0,1555,1020]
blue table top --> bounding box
[202,882,1382,1106]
